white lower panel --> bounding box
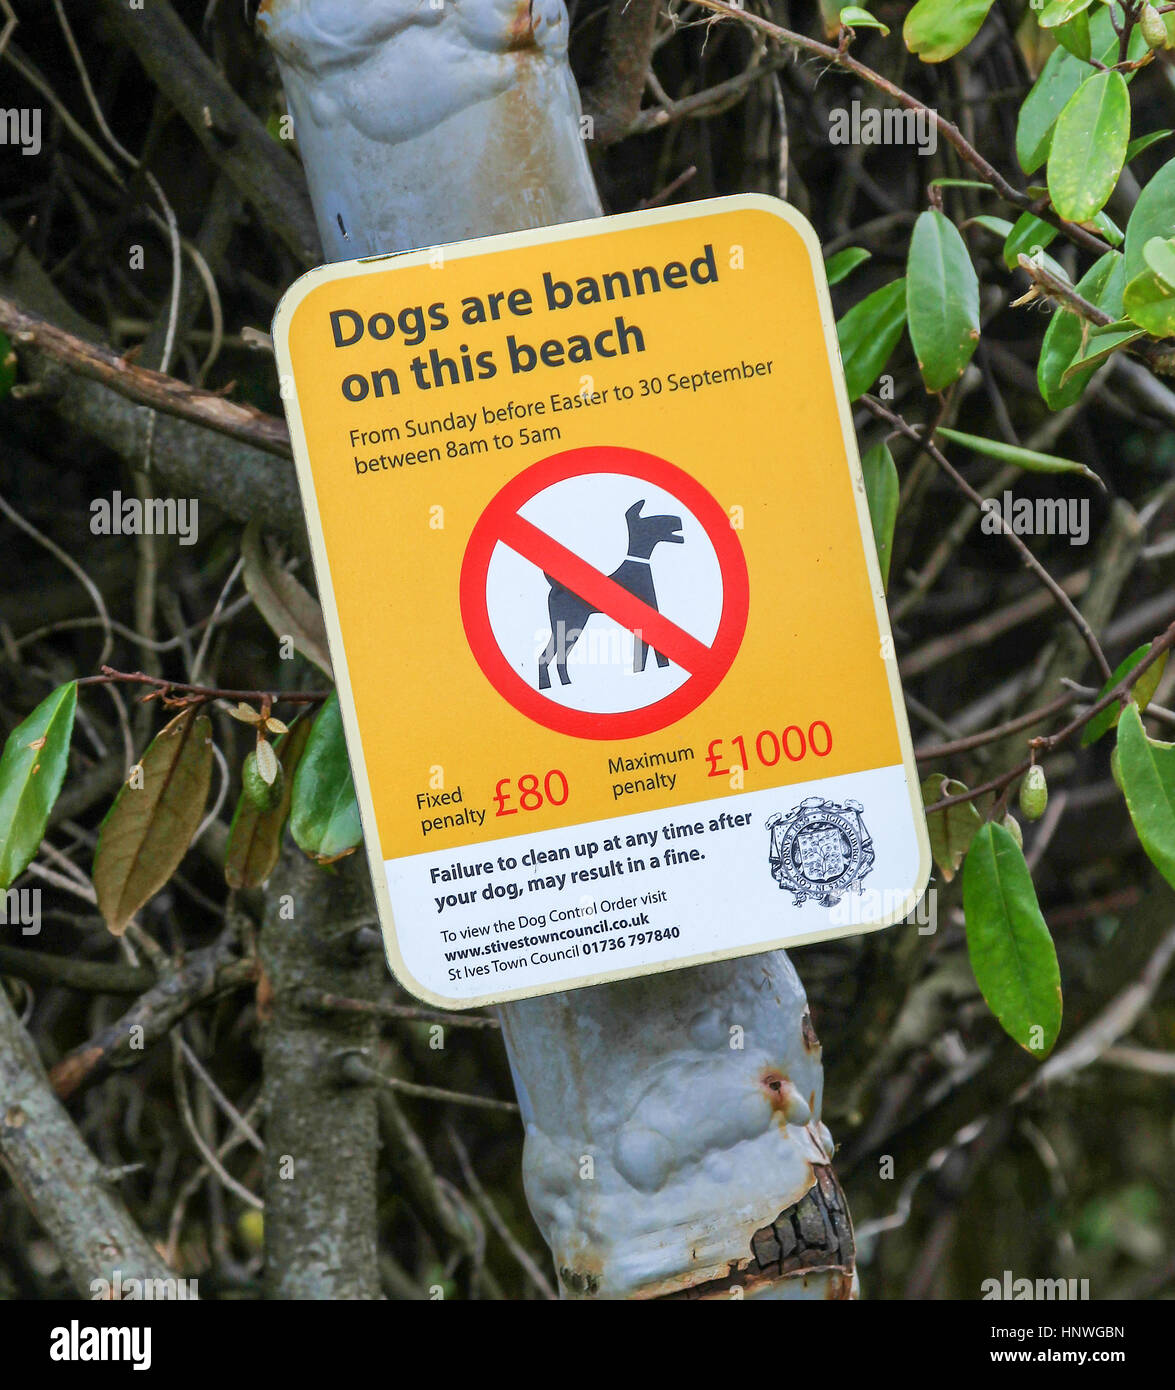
[384,762,927,1005]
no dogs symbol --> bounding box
[460,446,749,740]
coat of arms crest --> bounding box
[765,797,875,907]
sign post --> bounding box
[274,195,929,1011]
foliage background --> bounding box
[0,0,1173,1300]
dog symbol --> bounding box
[537,499,684,691]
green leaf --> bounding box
[860,442,899,589]
[1048,70,1130,224]
[903,0,995,62]
[818,0,843,37]
[836,277,908,400]
[1081,643,1171,746]
[1117,703,1175,889]
[1126,129,1174,163]
[1124,156,1175,284]
[1016,8,1124,175]
[0,331,15,399]
[1123,267,1175,336]
[1053,9,1092,61]
[907,210,981,392]
[1124,235,1175,334]
[0,683,77,890]
[1037,0,1096,26]
[935,426,1105,488]
[1089,208,1125,247]
[922,773,983,883]
[967,215,1015,240]
[242,520,334,680]
[825,246,872,286]
[1004,213,1059,271]
[964,821,1062,1057]
[225,713,314,889]
[1059,325,1146,382]
[93,708,213,935]
[838,5,889,34]
[1084,245,1128,320]
[930,178,998,191]
[289,692,363,863]
[1143,234,1175,288]
[1038,250,1119,409]
[1089,316,1137,336]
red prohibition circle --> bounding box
[459,445,749,741]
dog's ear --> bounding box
[625,499,646,521]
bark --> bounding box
[582,0,662,145]
[96,0,320,266]
[0,220,307,542]
[259,845,383,1299]
[0,981,172,1294]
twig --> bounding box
[339,1053,519,1114]
[1021,923,1175,1091]
[447,1124,557,1300]
[687,0,1111,256]
[925,621,1175,813]
[864,396,1113,683]
[48,937,259,1099]
[170,1033,263,1211]
[0,946,152,995]
[0,295,292,458]
[298,987,500,1030]
[915,694,1075,761]
[76,666,330,706]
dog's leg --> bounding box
[537,630,557,691]
[558,624,583,685]
[654,644,670,669]
[633,632,649,673]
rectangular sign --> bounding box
[273,194,930,1008]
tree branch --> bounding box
[48,936,259,1100]
[95,0,320,266]
[689,0,1111,257]
[583,0,663,145]
[864,396,1114,683]
[0,981,174,1293]
[0,296,291,459]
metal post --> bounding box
[261,0,856,1299]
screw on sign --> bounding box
[459,446,749,740]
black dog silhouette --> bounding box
[537,499,684,691]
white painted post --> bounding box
[261,0,856,1299]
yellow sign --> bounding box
[274,194,930,1008]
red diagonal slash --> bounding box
[497,511,716,676]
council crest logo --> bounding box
[766,797,875,907]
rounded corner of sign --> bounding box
[384,944,468,1012]
[271,264,334,348]
[906,791,934,891]
[729,195,822,259]
[911,839,934,912]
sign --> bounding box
[273,194,930,1008]
[459,446,749,740]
